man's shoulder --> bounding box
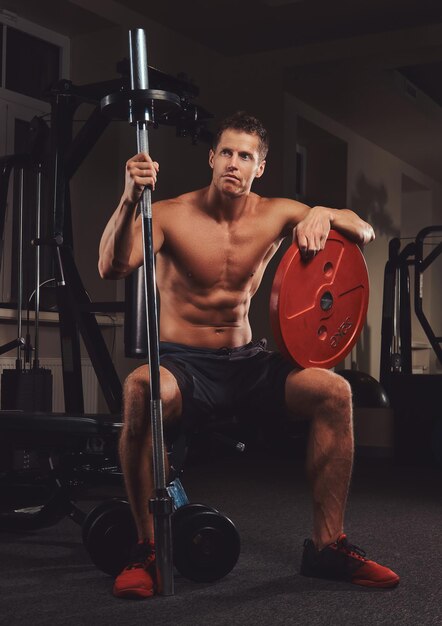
[154,188,206,211]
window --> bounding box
[0,13,69,306]
[6,27,61,101]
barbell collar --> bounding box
[100,88,181,124]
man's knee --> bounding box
[286,368,352,419]
[124,366,150,401]
[321,370,352,408]
[122,365,182,435]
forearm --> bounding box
[326,207,375,246]
[98,196,140,280]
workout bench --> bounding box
[0,410,242,583]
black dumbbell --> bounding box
[83,499,240,583]
[82,498,137,577]
[172,502,241,583]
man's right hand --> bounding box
[124,152,160,204]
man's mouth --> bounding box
[223,174,239,181]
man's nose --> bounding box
[227,155,239,169]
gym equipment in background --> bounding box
[0,160,52,412]
[0,26,243,593]
[0,412,242,584]
[0,39,213,416]
[379,226,442,466]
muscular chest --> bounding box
[160,216,281,289]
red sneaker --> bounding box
[300,534,400,588]
[113,541,156,599]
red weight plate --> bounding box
[269,230,369,369]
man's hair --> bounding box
[212,111,269,161]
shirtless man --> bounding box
[99,111,399,598]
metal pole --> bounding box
[16,168,24,369]
[34,165,42,368]
[128,28,174,597]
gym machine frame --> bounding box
[0,31,245,590]
[379,225,442,465]
[380,225,442,383]
[0,46,212,416]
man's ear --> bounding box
[209,149,214,169]
[255,159,266,178]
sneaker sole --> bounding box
[352,577,400,589]
[300,572,400,589]
[113,587,155,599]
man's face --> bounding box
[209,129,266,197]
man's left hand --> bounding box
[293,206,332,259]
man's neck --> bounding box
[204,184,251,223]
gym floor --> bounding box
[1,444,441,626]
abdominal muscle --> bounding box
[158,285,254,349]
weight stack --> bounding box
[1,368,53,412]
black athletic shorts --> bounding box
[159,338,295,431]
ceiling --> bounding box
[119,0,442,183]
[121,0,442,59]
[5,0,442,183]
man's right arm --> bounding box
[98,153,163,280]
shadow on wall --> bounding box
[351,173,399,238]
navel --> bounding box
[215,328,225,334]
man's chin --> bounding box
[221,182,243,198]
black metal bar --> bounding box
[58,245,122,414]
[129,28,174,597]
[16,168,25,370]
[0,155,32,253]
[380,259,396,386]
[380,238,401,385]
[414,226,442,365]
[47,90,85,410]
[415,225,442,244]
[48,92,77,241]
[421,242,442,272]
[33,166,42,368]
[416,226,442,272]
[64,105,111,180]
[54,245,85,414]
[0,337,25,356]
[398,260,412,374]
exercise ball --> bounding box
[337,370,390,409]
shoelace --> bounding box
[338,537,367,560]
[125,544,155,570]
